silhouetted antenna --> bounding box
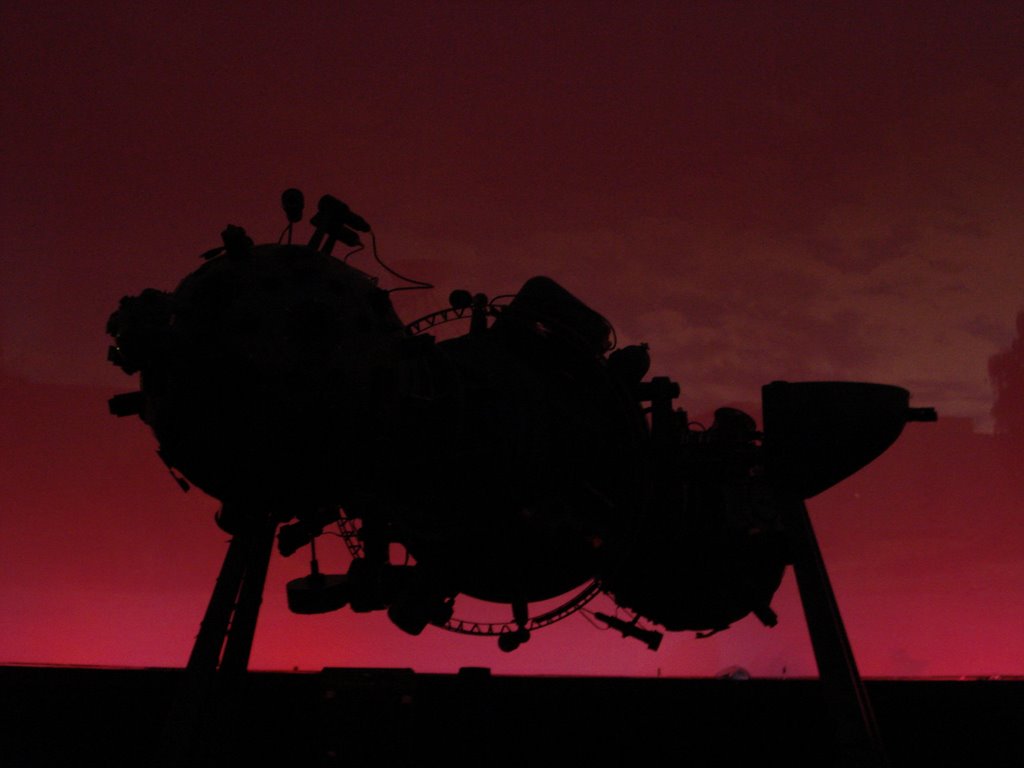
[280,188,304,244]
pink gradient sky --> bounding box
[2,1,1021,676]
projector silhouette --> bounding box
[108,192,934,766]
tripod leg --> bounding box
[155,517,278,766]
[783,498,888,768]
[220,516,278,674]
[187,533,250,672]
[191,517,278,765]
[155,532,250,767]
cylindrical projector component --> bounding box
[107,237,794,635]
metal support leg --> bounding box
[783,498,888,768]
[220,518,277,674]
[155,514,277,766]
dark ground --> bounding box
[2,666,1020,767]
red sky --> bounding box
[1,1,1022,676]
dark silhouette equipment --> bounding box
[107,191,935,766]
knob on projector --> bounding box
[281,188,304,223]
